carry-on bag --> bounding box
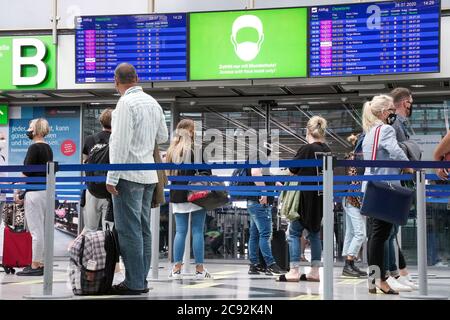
[360,125,414,226]
[1,226,32,274]
[68,226,119,295]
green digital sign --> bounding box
[189,8,308,80]
[0,36,56,90]
[0,104,7,125]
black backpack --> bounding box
[86,135,110,199]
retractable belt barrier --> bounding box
[0,158,448,299]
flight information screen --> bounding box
[75,14,187,83]
[309,0,440,77]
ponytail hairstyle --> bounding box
[362,94,393,133]
[165,119,195,176]
[306,116,327,140]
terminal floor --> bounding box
[0,260,449,300]
[0,228,449,300]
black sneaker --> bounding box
[110,282,142,295]
[248,264,260,275]
[351,262,368,277]
[342,261,360,278]
[16,266,44,276]
[266,263,286,275]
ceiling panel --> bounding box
[7,93,51,99]
[236,86,287,95]
[187,87,239,97]
[286,86,337,95]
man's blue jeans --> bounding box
[247,200,274,266]
[288,219,322,268]
[173,209,207,264]
[112,179,155,290]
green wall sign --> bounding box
[0,36,56,90]
[0,104,7,125]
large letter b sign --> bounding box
[12,38,47,86]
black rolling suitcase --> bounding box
[271,229,289,271]
[258,215,290,271]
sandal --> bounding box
[277,274,300,282]
[369,286,399,295]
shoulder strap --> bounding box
[371,125,382,160]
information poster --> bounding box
[8,106,81,168]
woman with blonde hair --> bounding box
[361,95,410,294]
[166,119,212,279]
[15,118,53,276]
[278,116,331,282]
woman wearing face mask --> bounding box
[278,116,331,282]
[14,118,53,276]
[361,95,410,294]
[166,119,212,280]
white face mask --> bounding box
[0,140,6,150]
[232,40,262,62]
[230,15,264,62]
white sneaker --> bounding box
[397,275,418,290]
[386,276,412,292]
[195,268,213,280]
[169,268,182,279]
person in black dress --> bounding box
[278,116,331,282]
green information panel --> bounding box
[0,104,7,125]
[189,8,308,80]
[0,36,56,90]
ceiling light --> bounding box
[23,94,37,98]
[410,84,426,88]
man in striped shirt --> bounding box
[106,63,168,295]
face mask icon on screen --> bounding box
[230,15,264,62]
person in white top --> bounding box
[106,63,168,295]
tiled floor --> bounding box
[0,259,449,300]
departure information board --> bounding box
[75,14,187,83]
[309,0,440,77]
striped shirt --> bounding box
[106,86,169,186]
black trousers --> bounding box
[367,217,393,281]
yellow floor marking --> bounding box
[291,294,321,300]
[11,277,67,286]
[338,279,366,285]
[210,275,229,280]
[182,282,223,289]
[212,271,239,275]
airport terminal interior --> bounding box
[0,0,449,301]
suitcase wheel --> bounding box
[4,267,11,274]
[10,268,15,274]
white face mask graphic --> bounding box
[230,15,264,62]
[0,140,6,151]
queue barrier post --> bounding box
[24,161,72,299]
[323,155,334,300]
